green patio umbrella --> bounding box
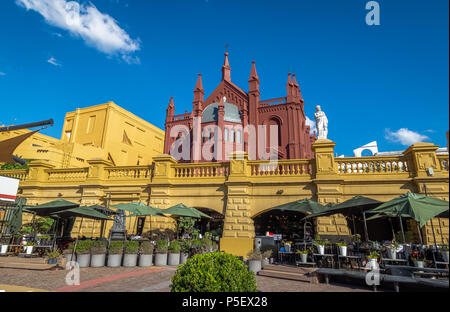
[161,203,212,219]
[111,201,152,213]
[24,199,79,216]
[88,204,117,216]
[366,192,449,244]
[5,198,26,235]
[112,201,166,235]
[271,198,327,214]
[50,206,113,220]
[301,195,382,241]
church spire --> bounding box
[249,60,259,82]
[166,96,175,121]
[222,52,231,82]
[249,60,260,94]
[193,74,204,116]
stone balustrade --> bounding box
[335,156,410,175]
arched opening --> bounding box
[266,117,282,147]
[194,208,224,238]
[253,209,314,242]
[361,149,374,157]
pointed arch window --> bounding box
[236,130,241,144]
[230,130,235,143]
[224,128,229,142]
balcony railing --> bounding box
[173,162,229,178]
[0,169,29,181]
[47,168,89,181]
[335,156,410,175]
[437,154,449,171]
[259,97,287,106]
[248,159,313,176]
[106,166,153,180]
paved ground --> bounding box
[0,265,376,292]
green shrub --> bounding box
[180,239,191,254]
[170,252,258,292]
[140,241,154,255]
[108,241,124,255]
[246,249,262,260]
[90,241,107,254]
[125,241,139,254]
[46,250,61,260]
[155,239,168,253]
[169,240,181,253]
[75,240,92,255]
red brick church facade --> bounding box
[164,53,316,162]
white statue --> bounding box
[314,105,328,139]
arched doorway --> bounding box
[253,209,314,242]
[195,208,224,238]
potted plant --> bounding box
[45,250,61,265]
[75,240,92,267]
[24,241,36,255]
[63,243,75,262]
[123,241,139,267]
[337,242,348,257]
[367,251,379,269]
[201,238,213,253]
[0,237,9,255]
[284,241,293,253]
[180,239,191,264]
[261,249,272,268]
[154,239,168,266]
[314,235,328,255]
[107,241,124,267]
[246,249,262,274]
[168,240,181,266]
[411,254,426,268]
[440,245,449,263]
[386,240,399,260]
[296,249,309,263]
[139,240,154,267]
[90,241,107,267]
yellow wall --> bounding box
[1,102,164,168]
[2,140,449,257]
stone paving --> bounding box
[0,266,375,292]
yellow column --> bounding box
[311,139,350,237]
[220,152,255,257]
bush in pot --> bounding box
[75,240,92,267]
[296,249,309,263]
[180,239,191,264]
[139,241,154,267]
[0,236,10,254]
[411,254,426,268]
[168,240,181,266]
[45,250,61,265]
[366,251,379,269]
[123,241,139,267]
[170,252,257,292]
[246,249,262,274]
[314,235,329,255]
[154,239,168,266]
[337,242,348,257]
[107,241,124,267]
[90,241,107,267]
[386,240,399,259]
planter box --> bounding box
[47,258,57,264]
[299,253,308,263]
[248,260,261,274]
[91,254,106,267]
[1,245,8,254]
[442,251,449,263]
[123,254,138,267]
[107,254,123,267]
[154,253,168,266]
[139,254,153,267]
[317,245,325,255]
[168,253,180,266]
[64,253,76,262]
[77,254,91,268]
[180,253,189,264]
[386,248,397,260]
[413,261,424,268]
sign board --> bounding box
[273,234,282,241]
[0,175,19,202]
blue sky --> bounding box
[0,0,448,156]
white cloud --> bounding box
[47,57,62,66]
[16,0,140,62]
[305,116,316,135]
[385,128,429,146]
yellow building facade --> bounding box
[0,102,165,168]
[1,138,448,257]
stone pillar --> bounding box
[311,139,350,237]
[404,143,448,244]
[27,161,54,183]
[220,152,255,257]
